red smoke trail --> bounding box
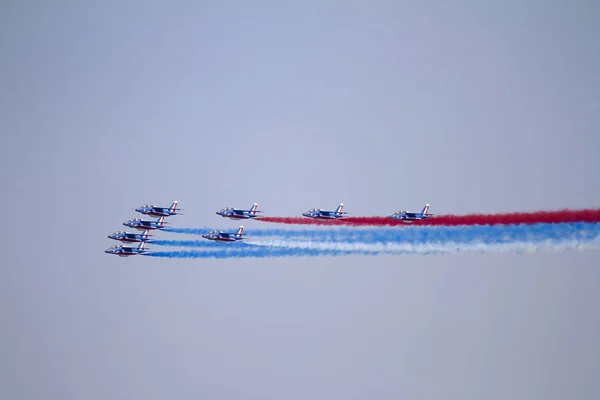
[257,209,600,227]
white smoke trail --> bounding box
[245,237,600,255]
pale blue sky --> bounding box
[1,1,599,399]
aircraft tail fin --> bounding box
[138,242,146,250]
[157,216,165,225]
[335,203,344,214]
[421,203,430,215]
[169,200,178,213]
[142,229,150,238]
[249,202,258,215]
[237,225,244,237]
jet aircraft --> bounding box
[302,203,348,220]
[123,216,167,231]
[202,225,245,242]
[105,241,148,257]
[389,203,433,223]
[108,229,152,243]
[136,201,181,217]
[216,202,262,220]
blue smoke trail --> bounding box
[144,246,365,259]
[161,223,600,247]
[153,223,600,259]
[143,235,600,259]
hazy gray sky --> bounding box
[1,1,599,399]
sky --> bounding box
[1,1,599,399]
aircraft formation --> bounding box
[105,200,433,256]
[105,201,180,257]
[216,202,433,222]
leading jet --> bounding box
[389,203,433,223]
[202,225,245,242]
[123,216,167,231]
[302,203,348,220]
[135,200,182,217]
[216,202,262,220]
[108,229,152,243]
[105,241,148,257]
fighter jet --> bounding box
[108,229,152,243]
[123,216,167,231]
[105,241,148,257]
[216,202,262,220]
[202,225,245,242]
[135,201,182,217]
[302,203,348,220]
[389,203,433,223]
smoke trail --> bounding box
[164,227,213,235]
[244,223,600,254]
[148,223,600,257]
[156,223,600,248]
[143,236,600,259]
[244,222,600,244]
[151,239,252,249]
[143,246,360,259]
[309,222,600,245]
[256,208,600,227]
[248,237,600,255]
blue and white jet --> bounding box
[108,229,152,243]
[105,241,148,257]
[389,203,433,223]
[136,200,181,217]
[302,203,348,220]
[123,216,167,231]
[202,225,245,242]
[216,202,261,220]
